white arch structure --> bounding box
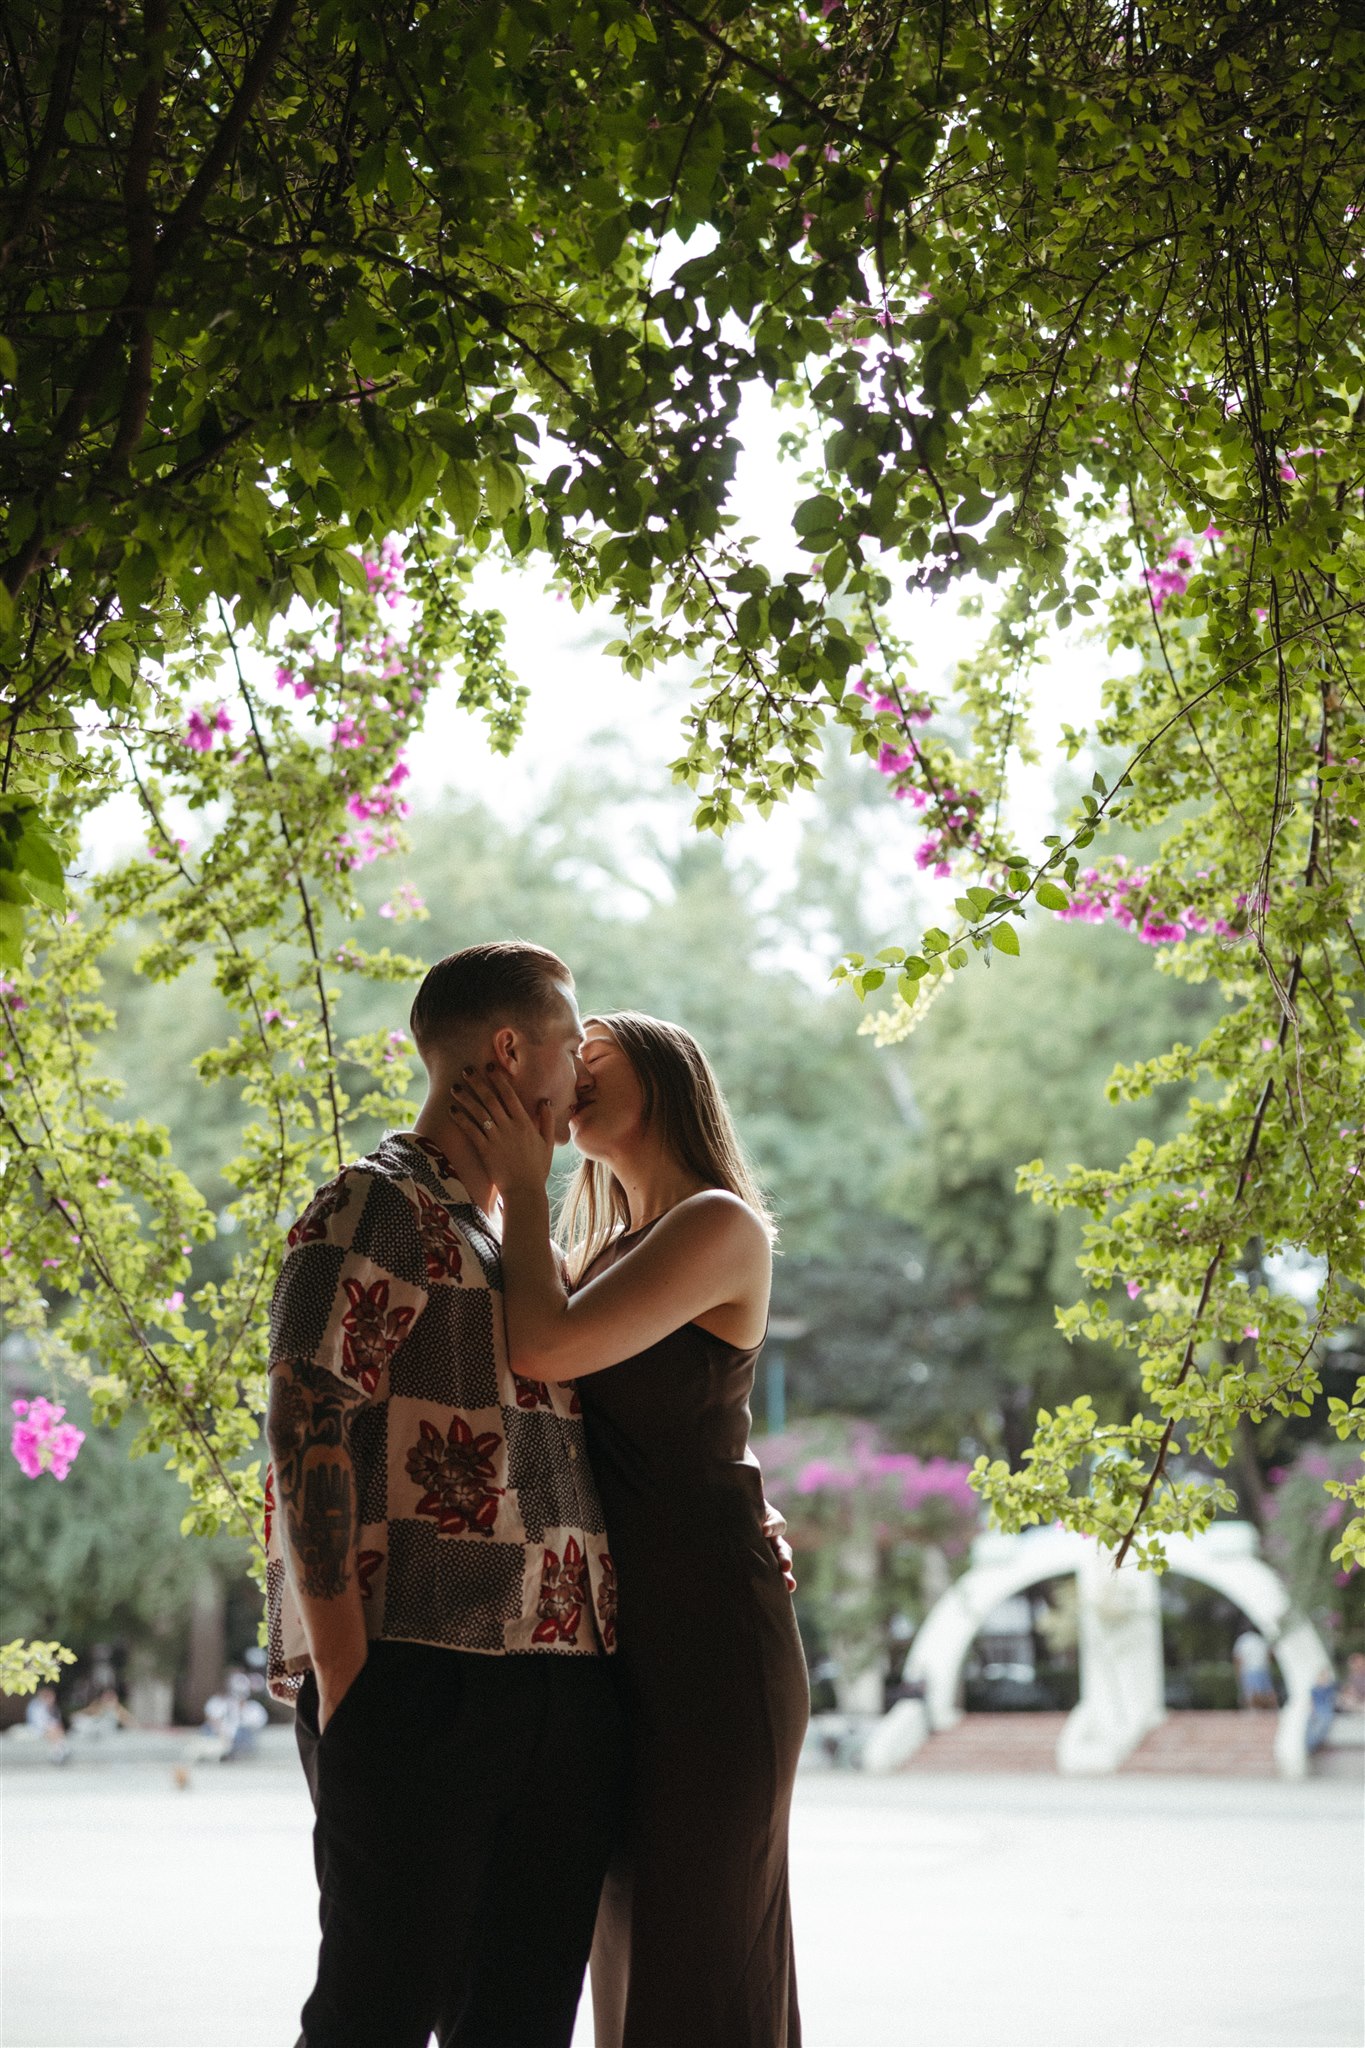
[901,1523,1328,1778]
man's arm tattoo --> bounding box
[266,1358,364,1600]
[267,1356,355,1507]
[287,1462,356,1600]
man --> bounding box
[265,941,624,2048]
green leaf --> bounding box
[440,461,482,531]
[793,495,840,537]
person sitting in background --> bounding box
[201,1670,269,1761]
[70,1687,135,1739]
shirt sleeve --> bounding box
[269,1168,430,1400]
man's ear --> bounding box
[490,1024,519,1071]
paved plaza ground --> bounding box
[2,1749,1360,2048]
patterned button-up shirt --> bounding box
[265,1131,615,1699]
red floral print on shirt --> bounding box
[595,1551,617,1652]
[413,1185,465,1284]
[511,1371,552,1411]
[406,1414,505,1536]
[340,1277,416,1394]
[356,1549,384,1599]
[287,1174,352,1248]
[532,1537,588,1644]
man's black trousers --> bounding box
[294,1641,626,2048]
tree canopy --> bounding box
[3,0,1364,1681]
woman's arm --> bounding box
[498,1181,770,1380]
[448,1066,770,1380]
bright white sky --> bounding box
[84,386,1106,980]
[408,385,1102,875]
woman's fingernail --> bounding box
[462,1064,473,1075]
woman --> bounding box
[450,1013,807,2048]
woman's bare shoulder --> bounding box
[658,1189,771,1251]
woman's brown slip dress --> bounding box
[577,1225,809,2048]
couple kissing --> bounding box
[264,940,808,2048]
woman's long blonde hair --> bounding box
[559,1012,775,1283]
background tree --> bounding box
[0,1376,253,1714]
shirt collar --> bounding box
[388,1131,498,1229]
[389,1129,470,1197]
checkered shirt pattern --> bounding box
[265,1131,613,1699]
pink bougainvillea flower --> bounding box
[1127,1280,1143,1300]
[275,663,316,701]
[11,1397,85,1481]
[378,882,426,923]
[184,704,231,752]
[1143,564,1188,611]
[1242,1325,1259,1341]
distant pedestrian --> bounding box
[1233,1628,1276,1708]
[25,1685,68,1763]
[1306,1667,1338,1755]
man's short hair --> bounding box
[409,941,573,1060]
